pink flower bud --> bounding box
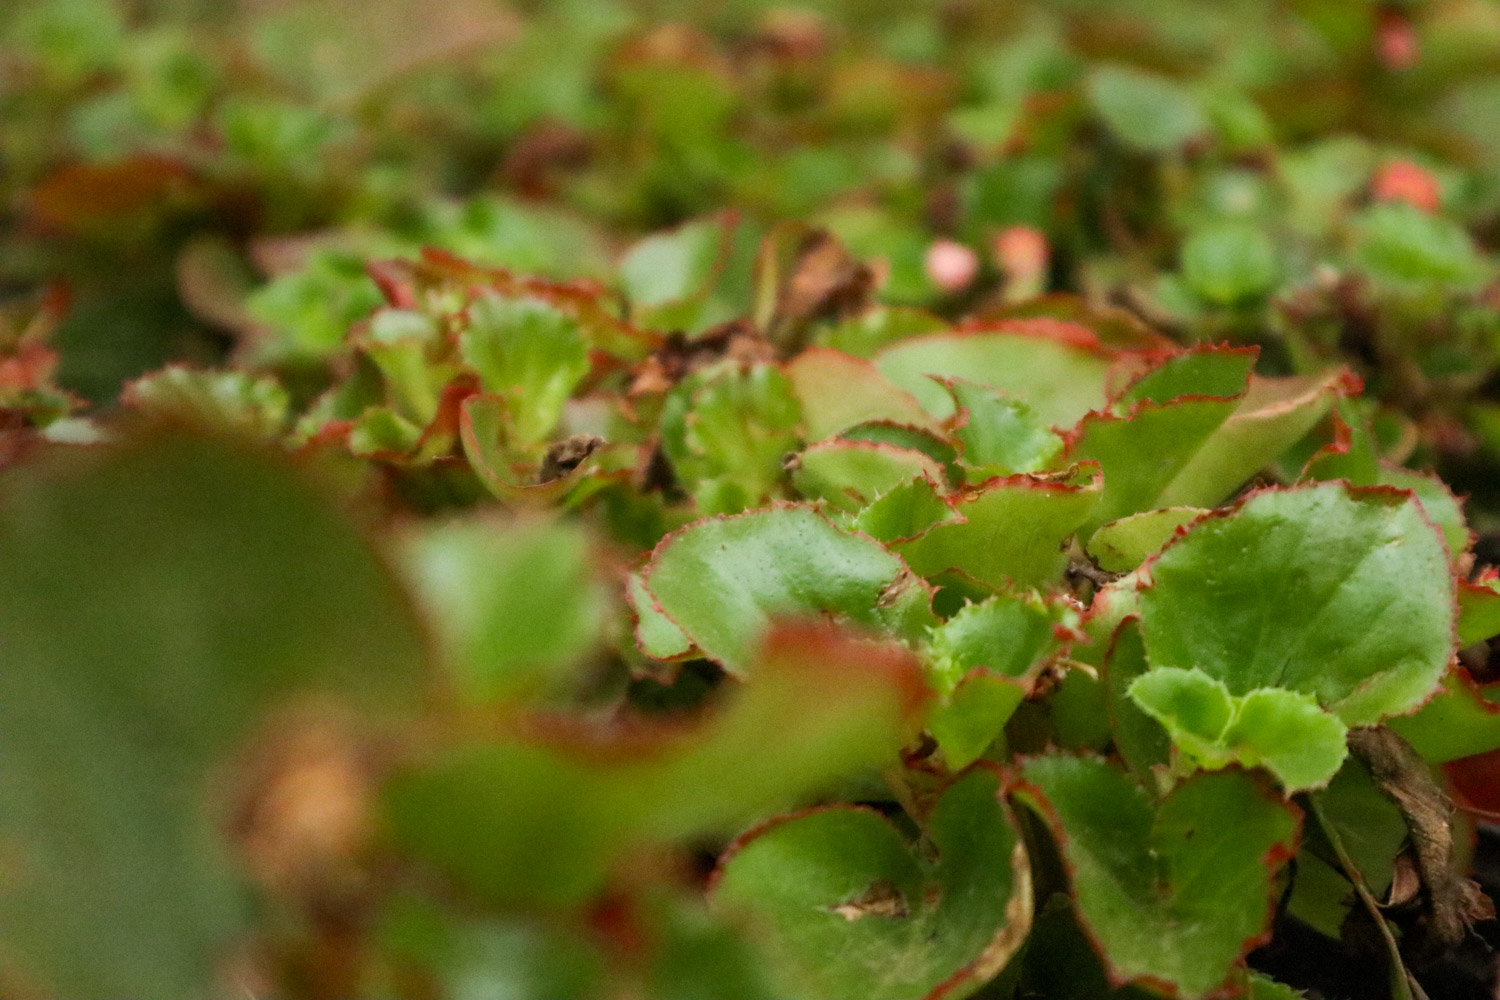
[993,225,1049,288]
[1372,159,1441,212]
[924,239,980,294]
[1377,11,1419,71]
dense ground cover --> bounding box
[5,1,1500,998]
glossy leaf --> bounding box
[1016,757,1298,999]
[713,765,1030,1000]
[641,506,934,675]
[1139,483,1454,726]
[894,467,1102,590]
[849,474,960,544]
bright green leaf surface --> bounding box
[1139,483,1454,726]
[1115,346,1256,409]
[1158,371,1352,508]
[895,468,1101,589]
[925,591,1065,691]
[944,377,1064,477]
[713,765,1030,1000]
[1459,579,1500,646]
[0,434,426,998]
[849,474,960,544]
[1087,507,1206,573]
[792,441,944,513]
[398,517,608,705]
[875,325,1116,428]
[1016,757,1298,999]
[1388,671,1500,764]
[928,672,1027,768]
[1070,397,1239,530]
[1129,667,1349,790]
[627,571,696,661]
[459,293,589,447]
[642,506,934,674]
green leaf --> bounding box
[923,591,1072,767]
[786,347,937,441]
[1086,65,1208,153]
[1180,225,1280,305]
[0,434,426,998]
[1355,202,1488,290]
[1128,667,1349,790]
[397,517,609,705]
[875,322,1117,428]
[1139,483,1454,726]
[1103,619,1171,784]
[459,293,589,448]
[1157,370,1354,508]
[659,362,802,515]
[1016,757,1298,999]
[1114,346,1257,409]
[627,571,696,661]
[1387,670,1500,764]
[123,366,289,439]
[384,623,930,907]
[641,506,935,675]
[1069,396,1240,530]
[894,467,1102,590]
[792,441,945,513]
[928,673,1027,769]
[943,377,1064,477]
[1087,508,1207,574]
[849,474,961,544]
[1459,578,1500,646]
[620,216,726,309]
[925,591,1068,691]
[713,765,1030,1000]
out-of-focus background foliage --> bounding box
[7,0,1500,518]
[9,5,1500,1000]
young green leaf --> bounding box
[1128,666,1349,790]
[849,474,961,544]
[397,516,609,705]
[942,377,1064,477]
[791,440,945,513]
[459,292,590,447]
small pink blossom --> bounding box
[924,239,980,294]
